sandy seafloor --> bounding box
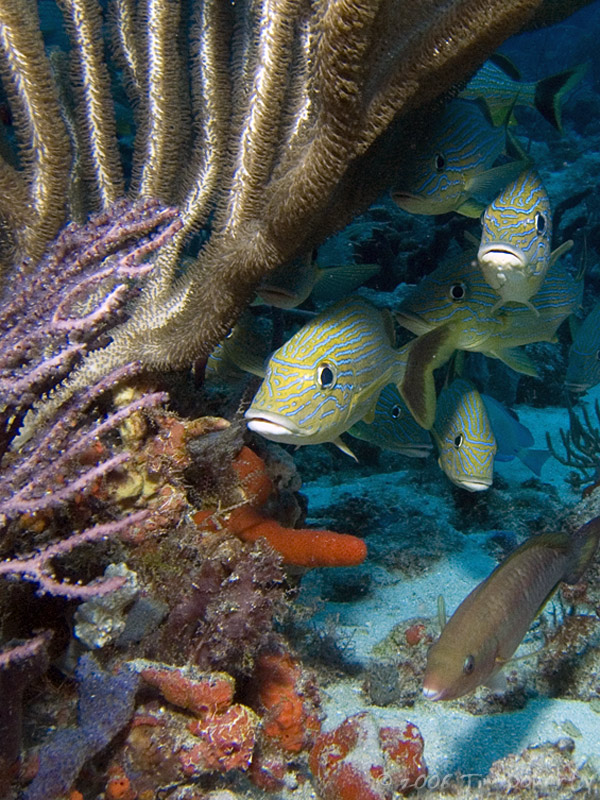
[291,382,600,788]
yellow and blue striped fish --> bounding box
[391,99,527,218]
[460,56,585,131]
[395,249,583,429]
[245,296,407,456]
[478,169,572,312]
[432,379,497,492]
[565,300,600,393]
[348,384,432,458]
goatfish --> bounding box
[256,256,381,309]
[245,296,407,457]
[423,516,600,700]
[395,249,583,429]
[460,55,586,132]
[478,169,573,313]
[565,300,600,393]
[433,379,496,491]
[480,393,550,476]
[348,384,433,458]
[391,98,527,218]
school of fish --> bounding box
[205,56,599,701]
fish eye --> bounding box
[449,282,466,302]
[463,655,475,675]
[453,433,463,449]
[316,362,336,389]
[596,350,600,362]
[434,152,446,172]
[535,213,546,235]
[391,405,402,419]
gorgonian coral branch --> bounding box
[0,198,180,597]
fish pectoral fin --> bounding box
[312,263,381,303]
[333,436,358,461]
[400,325,457,430]
[456,197,486,218]
[549,239,574,266]
[491,347,539,377]
[484,669,507,693]
[467,160,530,205]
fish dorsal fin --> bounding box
[313,263,381,303]
[400,325,458,429]
[564,516,600,584]
[491,346,539,377]
[489,52,522,81]
[437,594,447,631]
[467,160,530,205]
[549,239,574,266]
[456,197,487,218]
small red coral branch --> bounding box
[194,446,367,568]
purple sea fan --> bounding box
[0,198,181,598]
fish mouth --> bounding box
[478,243,527,271]
[422,685,447,701]
[391,190,427,211]
[244,409,305,442]
[257,285,298,309]
[457,477,492,492]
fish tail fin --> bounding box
[517,447,551,477]
[564,515,600,584]
[534,64,586,132]
[400,325,457,430]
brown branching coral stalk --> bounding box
[97,0,596,373]
[0,0,595,387]
[0,0,71,271]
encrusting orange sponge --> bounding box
[194,446,367,568]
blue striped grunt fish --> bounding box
[423,516,600,700]
[348,384,432,458]
[565,300,600,393]
[395,249,583,429]
[478,169,573,312]
[432,379,497,492]
[460,56,586,131]
[245,296,407,456]
[391,99,527,218]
